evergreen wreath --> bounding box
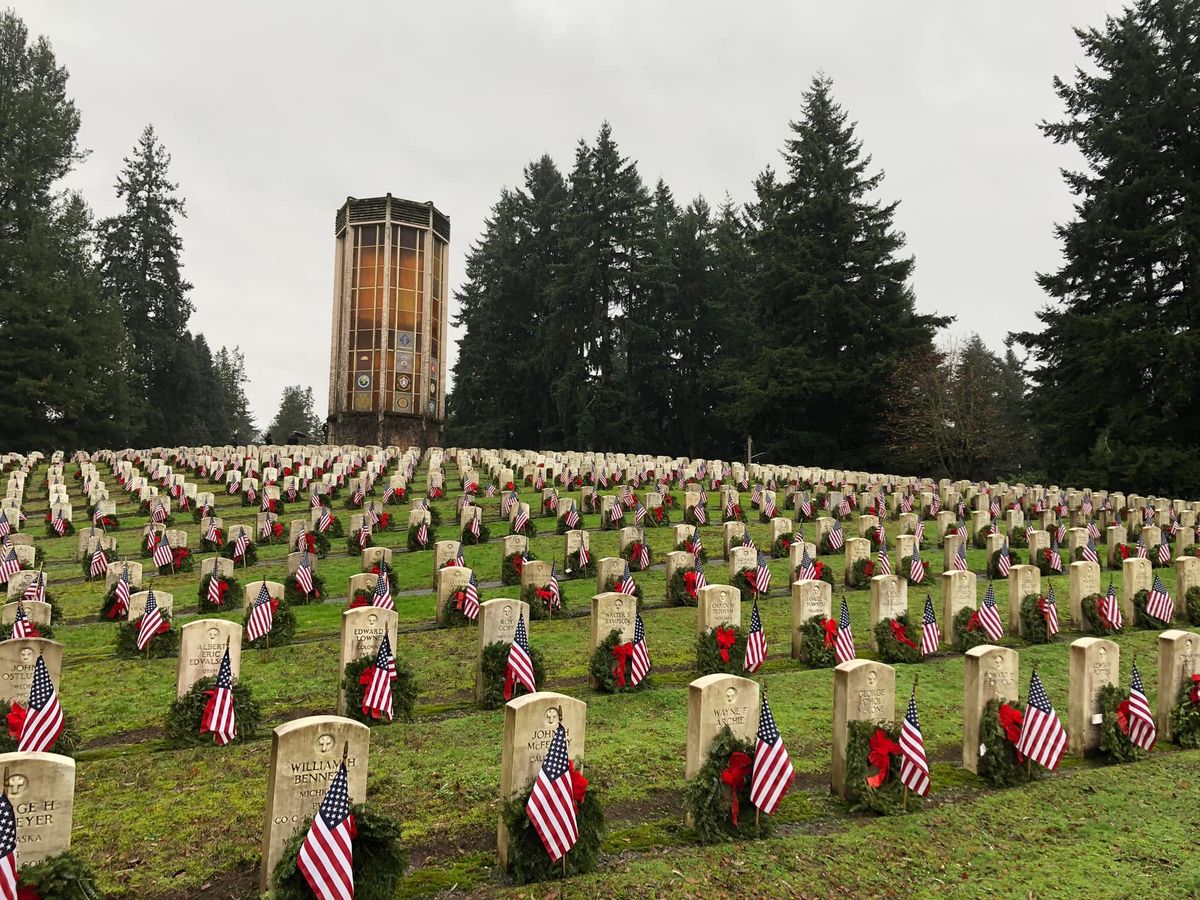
[563,549,596,580]
[732,567,759,602]
[0,620,54,642]
[1079,593,1123,636]
[866,528,885,553]
[221,540,258,567]
[459,522,491,546]
[601,576,643,605]
[81,548,116,580]
[1169,675,1200,748]
[797,614,837,667]
[899,555,926,586]
[722,504,745,524]
[340,654,419,725]
[873,614,921,664]
[478,640,548,710]
[405,523,434,552]
[14,851,103,900]
[510,518,538,539]
[1133,588,1171,630]
[441,584,476,626]
[163,675,262,748]
[817,531,842,555]
[501,770,603,883]
[694,625,748,676]
[99,582,133,620]
[156,546,194,576]
[588,629,647,693]
[771,534,798,558]
[196,573,240,613]
[43,518,75,538]
[1186,586,1200,627]
[676,539,709,564]
[502,550,534,585]
[684,505,707,527]
[115,613,179,658]
[284,570,326,605]
[843,720,915,815]
[349,532,374,555]
[977,698,1037,787]
[793,558,834,586]
[0,705,80,757]
[973,527,995,550]
[1008,527,1029,548]
[327,516,347,538]
[1096,683,1144,763]
[272,804,406,900]
[1019,594,1056,644]
[242,600,297,649]
[521,582,567,620]
[1033,547,1064,577]
[681,727,769,842]
[953,607,992,654]
[848,556,875,588]
[1110,543,1135,571]
[644,505,670,528]
[988,548,1021,579]
[619,540,653,571]
[668,567,701,606]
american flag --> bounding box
[996,541,1012,577]
[1147,575,1174,622]
[545,566,562,611]
[260,491,272,513]
[689,527,704,557]
[372,566,394,610]
[798,546,817,580]
[504,613,536,700]
[608,500,623,525]
[317,506,333,533]
[297,759,355,900]
[693,503,708,525]
[828,521,844,552]
[204,518,221,543]
[763,494,777,518]
[1055,522,1067,545]
[1015,671,1067,771]
[200,646,237,745]
[295,552,315,596]
[1136,535,1148,559]
[898,686,930,797]
[799,493,814,518]
[634,502,646,525]
[876,537,891,577]
[1082,537,1099,564]
[990,496,1001,518]
[754,551,772,595]
[525,723,578,862]
[629,612,650,685]
[1047,538,1063,574]
[953,540,968,572]
[113,566,132,617]
[311,491,323,509]
[22,570,44,603]
[357,519,371,549]
[382,484,395,504]
[16,653,63,753]
[10,601,34,639]
[616,562,637,596]
[576,542,590,570]
[469,513,481,539]
[485,483,496,498]
[1156,538,1171,565]
[245,584,275,642]
[1100,577,1123,630]
[741,530,755,551]
[136,590,169,650]
[978,582,1004,640]
[914,519,925,547]
[513,505,530,534]
[745,601,765,673]
[0,788,16,900]
[919,595,940,656]
[366,503,380,526]
[908,546,925,584]
[564,507,580,529]
[152,534,174,569]
[749,694,794,816]
[351,483,365,506]
[233,530,251,561]
[750,484,763,506]
[694,559,707,591]
[501,492,515,517]
[0,512,9,538]
[930,496,941,516]
[362,633,397,721]
[461,571,481,620]
[51,512,67,536]
[1126,660,1156,752]
[1040,583,1060,637]
[633,539,650,570]
[835,596,855,663]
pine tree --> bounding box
[213,347,256,442]
[98,124,194,444]
[739,77,950,466]
[267,385,321,440]
[1013,0,1200,494]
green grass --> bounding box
[7,459,1200,897]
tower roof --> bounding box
[334,194,450,241]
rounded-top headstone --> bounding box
[685,674,760,779]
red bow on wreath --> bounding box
[715,627,736,662]
[998,703,1025,762]
[271,522,284,539]
[721,751,752,825]
[567,760,588,808]
[866,728,901,788]
[452,589,467,610]
[813,560,825,579]
[889,620,916,649]
[966,611,983,633]
[6,702,26,740]
[512,555,525,575]
[1116,698,1131,735]
[304,534,317,553]
[536,588,555,608]
[379,513,390,529]
[611,642,634,686]
[683,570,698,599]
[172,547,190,567]
[16,882,39,900]
[822,618,838,648]
[1191,674,1200,705]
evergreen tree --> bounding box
[267,385,321,439]
[98,124,194,445]
[213,347,256,441]
[1013,0,1200,494]
[737,77,950,467]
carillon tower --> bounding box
[326,194,449,447]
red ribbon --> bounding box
[453,590,467,610]
[721,751,751,825]
[272,522,284,538]
[966,610,982,633]
[6,702,25,740]
[683,570,698,599]
[822,618,838,648]
[567,760,588,808]
[889,619,916,648]
[611,642,634,686]
[1191,674,1200,705]
[715,627,736,662]
[999,703,1025,762]
[512,555,524,575]
[866,729,901,787]
[1116,699,1131,735]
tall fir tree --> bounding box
[267,385,321,440]
[213,346,256,442]
[734,76,950,467]
[1014,0,1200,494]
[98,124,195,445]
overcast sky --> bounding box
[27,0,1125,427]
